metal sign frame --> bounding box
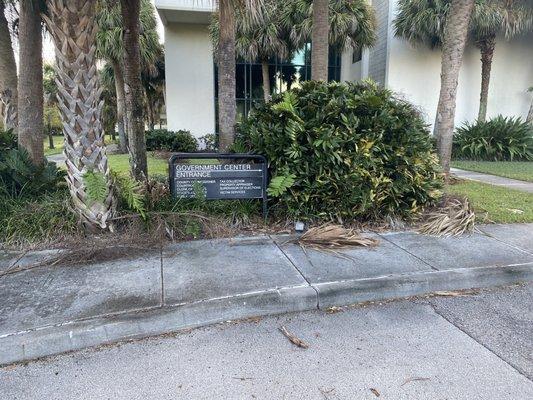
[169,153,268,218]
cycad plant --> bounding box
[395,0,533,122]
[44,0,114,229]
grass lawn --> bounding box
[43,136,64,156]
[108,153,168,176]
[447,180,533,223]
[451,161,533,183]
[44,135,117,157]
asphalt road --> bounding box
[1,284,532,400]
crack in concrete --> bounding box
[429,302,533,383]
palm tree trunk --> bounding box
[434,0,475,181]
[477,35,495,122]
[528,97,533,124]
[120,0,148,180]
[17,0,44,165]
[44,0,114,230]
[111,59,128,153]
[0,0,18,131]
[261,59,271,102]
[311,0,329,81]
[218,0,236,151]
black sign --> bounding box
[169,153,268,217]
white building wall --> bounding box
[164,23,215,137]
[386,1,533,128]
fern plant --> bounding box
[267,173,296,197]
[83,171,109,204]
[111,172,146,218]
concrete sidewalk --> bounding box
[1,224,532,365]
[451,167,533,193]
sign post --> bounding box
[169,153,268,218]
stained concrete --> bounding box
[163,237,308,305]
[478,223,533,253]
[0,252,162,336]
[1,228,532,366]
[381,231,533,270]
[2,286,532,400]
[276,233,433,284]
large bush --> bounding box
[237,81,442,220]
[453,116,533,161]
[0,129,64,198]
[145,129,198,152]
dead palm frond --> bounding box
[294,223,378,251]
[418,197,475,237]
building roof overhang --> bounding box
[155,0,215,25]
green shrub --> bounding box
[237,80,442,220]
[145,129,198,152]
[0,129,65,198]
[453,116,533,161]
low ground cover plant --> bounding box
[453,116,533,161]
[145,129,198,152]
[237,80,443,220]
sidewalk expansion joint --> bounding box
[430,303,532,383]
[477,229,533,256]
[376,232,440,271]
[271,237,319,310]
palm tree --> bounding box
[311,0,329,81]
[0,0,18,131]
[395,0,533,123]
[283,0,377,79]
[43,0,114,229]
[210,0,288,102]
[526,86,533,125]
[43,63,58,149]
[97,0,161,159]
[471,0,532,121]
[141,55,165,130]
[119,0,149,180]
[217,0,237,151]
[434,0,475,179]
[18,0,45,165]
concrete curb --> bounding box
[2,261,532,366]
[0,285,317,366]
[315,263,533,308]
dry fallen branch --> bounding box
[294,224,379,251]
[418,197,475,237]
[279,326,309,349]
[400,377,431,387]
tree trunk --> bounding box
[0,0,18,131]
[17,0,44,165]
[44,0,115,230]
[261,59,271,102]
[111,59,128,153]
[311,0,329,81]
[434,0,475,181]
[526,96,533,125]
[217,0,236,152]
[476,35,495,123]
[47,113,54,148]
[120,0,147,180]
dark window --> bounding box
[214,44,342,128]
[352,47,362,63]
